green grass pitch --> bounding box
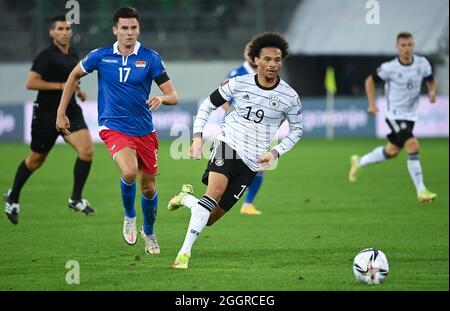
[0,138,448,290]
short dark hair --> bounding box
[248,32,289,62]
[397,32,413,42]
[50,15,68,29]
[113,6,140,25]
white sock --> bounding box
[179,195,217,256]
[359,146,387,167]
[407,153,426,193]
[181,194,199,210]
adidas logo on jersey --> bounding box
[243,94,250,100]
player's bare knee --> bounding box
[25,160,43,171]
[385,146,400,158]
[25,155,46,171]
[205,189,223,203]
[405,140,420,154]
[141,184,156,198]
[387,150,400,158]
[122,167,138,182]
[78,145,94,161]
[205,184,226,202]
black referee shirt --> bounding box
[31,44,79,113]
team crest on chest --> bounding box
[269,96,281,109]
[135,60,147,68]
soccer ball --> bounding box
[353,248,389,285]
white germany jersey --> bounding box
[216,74,303,171]
[377,55,432,121]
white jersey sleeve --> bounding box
[272,96,303,157]
[376,62,391,81]
[421,57,433,78]
[193,78,237,136]
[193,97,218,136]
[218,78,236,102]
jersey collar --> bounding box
[396,56,415,66]
[52,43,74,55]
[113,41,141,56]
[254,74,280,90]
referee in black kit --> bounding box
[4,15,95,225]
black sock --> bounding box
[9,161,33,203]
[71,158,92,201]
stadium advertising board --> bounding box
[15,96,450,144]
[201,97,375,139]
[299,98,375,137]
[24,101,197,143]
[0,105,24,142]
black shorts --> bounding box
[31,104,88,153]
[385,119,415,148]
[202,141,257,211]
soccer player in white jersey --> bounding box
[349,32,438,203]
[224,41,264,216]
[167,32,303,269]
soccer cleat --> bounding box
[123,216,137,245]
[167,184,194,211]
[348,155,360,183]
[4,189,20,225]
[68,198,95,215]
[140,227,160,254]
[240,203,262,215]
[172,253,190,269]
[417,189,437,203]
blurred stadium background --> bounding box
[0,0,448,141]
[0,0,448,291]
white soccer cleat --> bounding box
[4,189,20,225]
[140,227,160,254]
[123,216,137,245]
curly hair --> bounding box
[248,32,289,62]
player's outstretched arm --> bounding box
[189,134,203,160]
[147,80,179,111]
[257,150,278,169]
[26,71,66,91]
[56,64,86,135]
[189,92,223,159]
[76,84,87,102]
[269,102,303,165]
[365,75,378,115]
[426,78,437,103]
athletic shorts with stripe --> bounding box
[385,118,415,148]
[99,129,159,175]
[202,140,256,211]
